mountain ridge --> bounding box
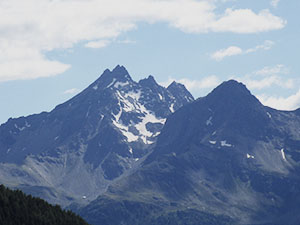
[0,65,194,207]
[78,79,300,225]
[2,68,300,224]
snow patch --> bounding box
[135,111,166,143]
[281,148,287,161]
[153,131,161,137]
[113,89,166,144]
[25,121,31,128]
[129,147,133,154]
[14,124,26,131]
[112,111,139,143]
[115,90,142,113]
[86,106,91,118]
[114,81,129,89]
[206,116,213,126]
[106,78,116,88]
[158,93,163,100]
[124,90,141,101]
[221,140,233,147]
[113,120,139,142]
[169,103,175,113]
[247,154,255,159]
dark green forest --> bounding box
[0,184,89,225]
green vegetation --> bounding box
[0,184,89,225]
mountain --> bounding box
[0,184,90,225]
[79,80,300,225]
[0,65,194,207]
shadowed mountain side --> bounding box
[0,65,194,206]
[79,80,300,225]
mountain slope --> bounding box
[0,65,194,206]
[79,80,300,225]
[0,184,89,225]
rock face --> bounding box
[79,80,300,225]
[0,65,194,206]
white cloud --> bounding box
[211,40,275,61]
[245,40,274,53]
[211,46,243,61]
[240,76,294,90]
[271,0,280,8]
[117,39,136,44]
[257,90,300,110]
[0,41,70,82]
[160,75,221,90]
[255,64,288,76]
[85,40,111,49]
[233,64,294,90]
[0,0,286,82]
[210,9,285,33]
[63,88,80,95]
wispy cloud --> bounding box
[255,64,289,76]
[117,39,136,44]
[211,40,274,61]
[160,64,300,111]
[271,0,280,8]
[233,64,294,90]
[245,40,274,53]
[85,40,111,49]
[211,46,243,61]
[63,88,80,95]
[0,0,285,82]
[160,75,221,91]
[240,75,294,90]
[257,90,300,111]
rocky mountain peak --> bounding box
[167,81,194,103]
[111,65,131,79]
[0,65,195,206]
[167,81,181,89]
[206,80,260,107]
[138,75,159,88]
[89,65,133,91]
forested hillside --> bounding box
[0,184,89,225]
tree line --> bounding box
[0,184,90,225]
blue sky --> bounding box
[0,0,299,124]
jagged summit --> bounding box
[138,75,159,88]
[211,80,250,95]
[89,65,133,91]
[208,80,255,99]
[110,65,131,79]
[204,80,263,114]
[83,78,300,225]
[148,79,271,159]
[167,80,181,89]
[0,65,194,206]
[167,80,194,103]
